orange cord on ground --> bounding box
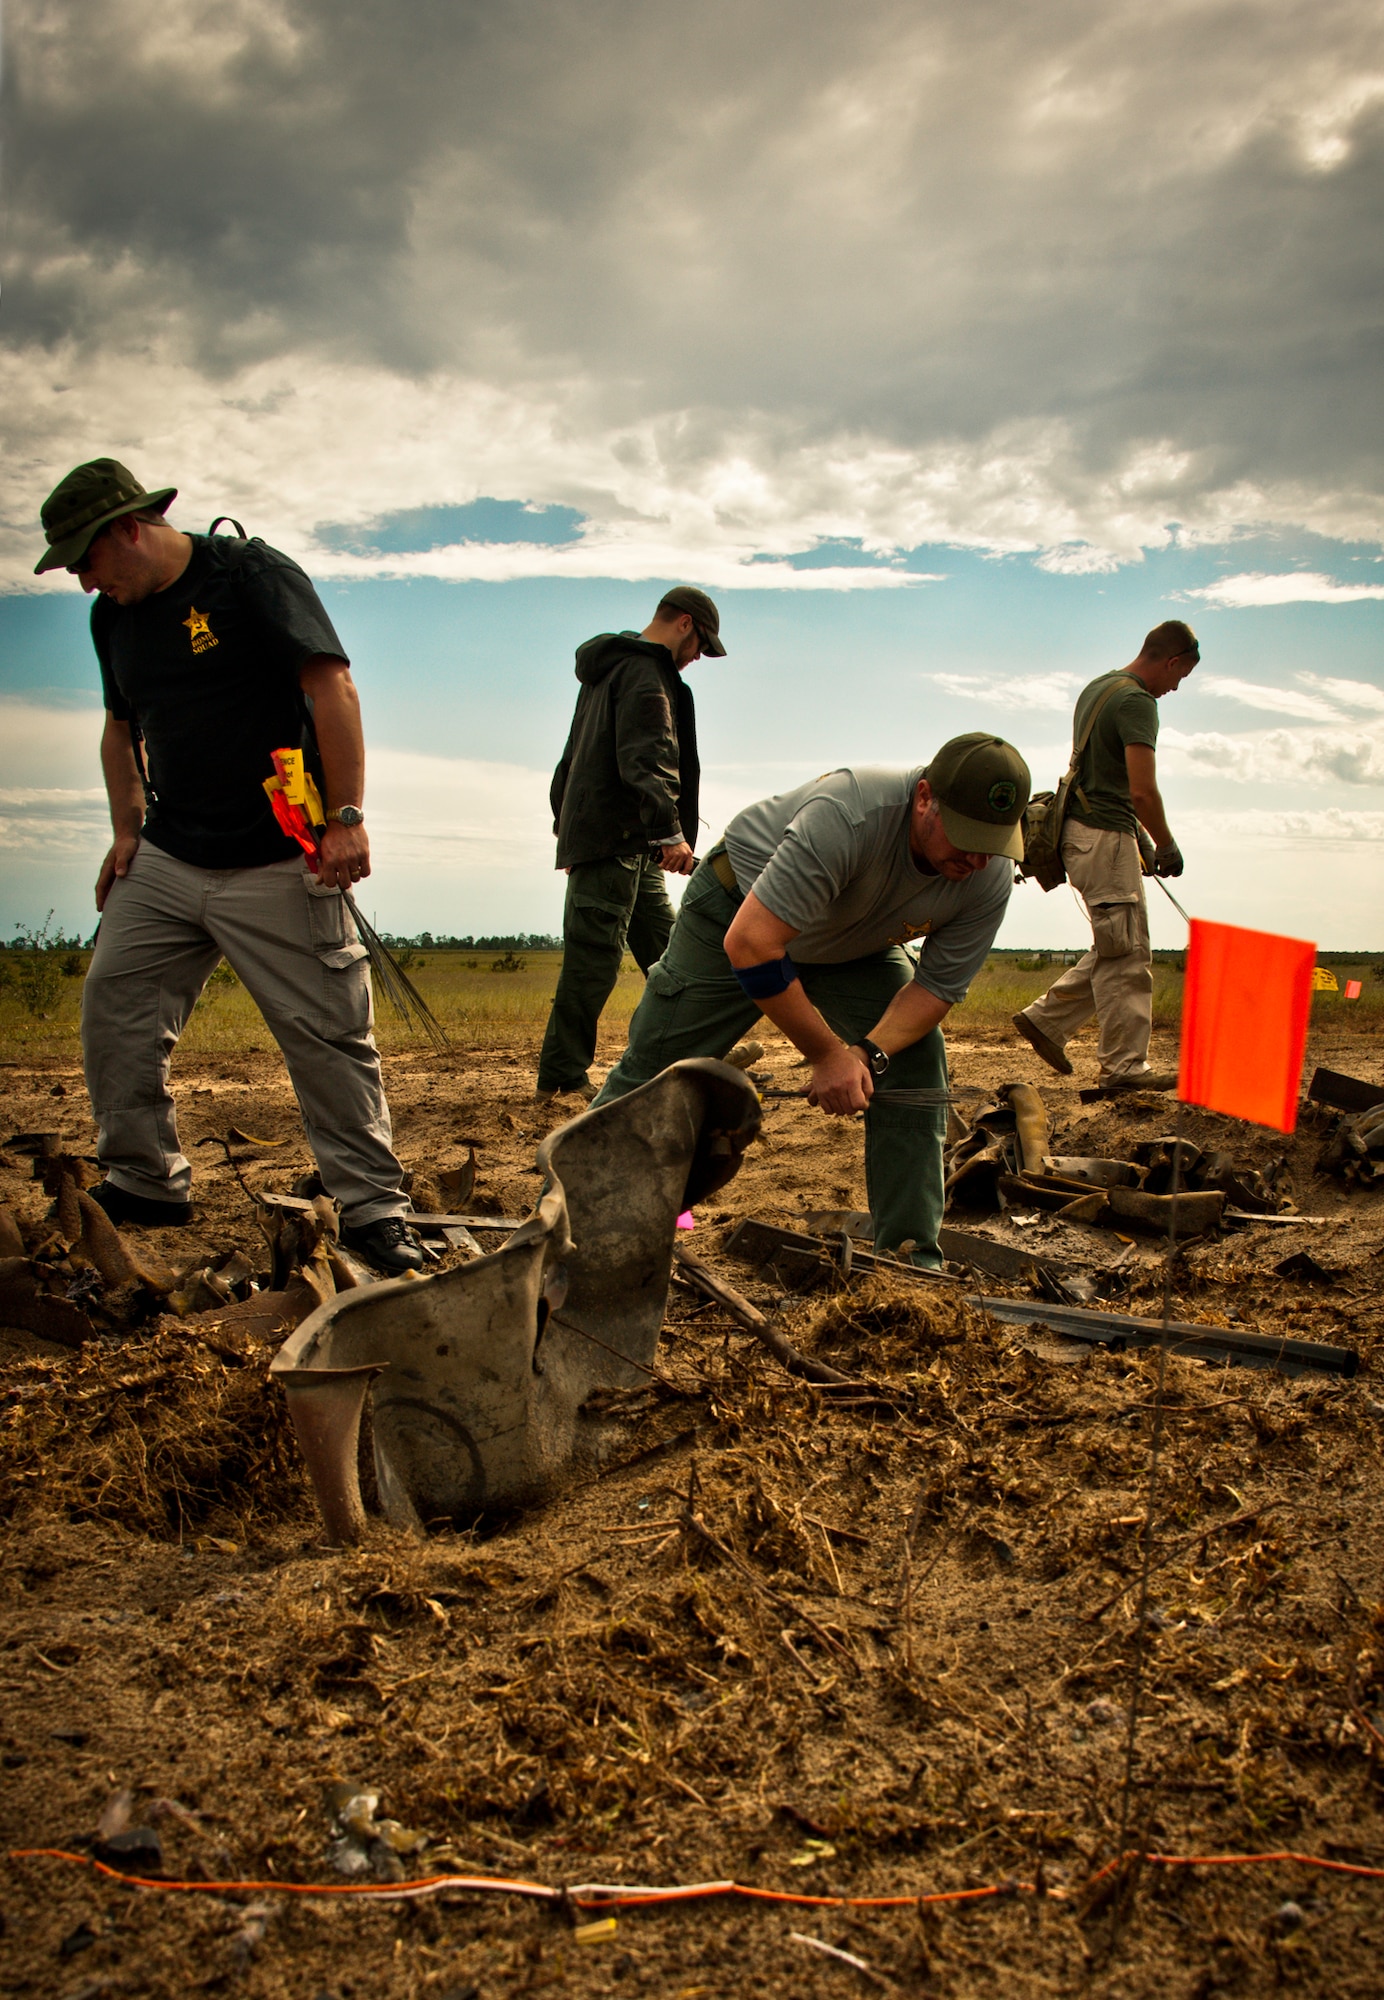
[1085,1849,1384,1890]
[8,1845,1384,1914]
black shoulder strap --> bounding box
[207,517,324,782]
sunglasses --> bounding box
[66,522,113,575]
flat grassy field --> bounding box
[3,945,1381,1058]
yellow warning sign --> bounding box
[1311,967,1339,992]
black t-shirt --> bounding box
[94,535,348,870]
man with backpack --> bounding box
[1012,620,1199,1092]
[35,457,423,1272]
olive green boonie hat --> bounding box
[660,584,726,656]
[924,732,1032,864]
[35,457,177,574]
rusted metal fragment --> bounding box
[1000,1172,1224,1238]
[722,1217,959,1287]
[1308,1066,1384,1114]
[974,1294,1357,1378]
[272,1060,760,1541]
[0,1256,93,1349]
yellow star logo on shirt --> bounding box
[183,606,218,654]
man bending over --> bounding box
[593,736,1030,1268]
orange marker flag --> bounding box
[1179,920,1315,1133]
[1345,979,1363,1001]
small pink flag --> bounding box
[676,1210,695,1231]
[1345,979,1363,1000]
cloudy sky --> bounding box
[2,0,1382,945]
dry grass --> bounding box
[7,946,1383,1062]
[0,1330,303,1540]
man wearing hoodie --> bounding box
[536,586,725,1101]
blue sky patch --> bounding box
[315,499,587,556]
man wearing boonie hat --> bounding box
[34,457,423,1274]
[536,585,727,1103]
[592,736,1031,1268]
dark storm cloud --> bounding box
[3,0,1382,560]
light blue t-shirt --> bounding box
[722,766,1011,1005]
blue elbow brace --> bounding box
[733,953,800,1000]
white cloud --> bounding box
[4,2,1384,586]
[1177,806,1384,844]
[366,749,553,877]
[926,670,1081,711]
[1160,720,1384,788]
[1299,673,1384,713]
[1196,675,1345,722]
[0,699,105,787]
[1189,571,1384,609]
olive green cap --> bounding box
[660,584,726,656]
[35,458,177,574]
[925,732,1031,863]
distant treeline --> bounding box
[374,932,562,951]
[990,947,1384,966]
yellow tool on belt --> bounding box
[262,746,326,829]
[263,747,449,1050]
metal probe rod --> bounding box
[1151,874,1191,924]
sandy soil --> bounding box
[2,1021,1382,1998]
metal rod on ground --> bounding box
[1114,1097,1184,1919]
[758,1086,988,1107]
[670,1243,863,1388]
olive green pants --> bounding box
[537,853,676,1092]
[592,860,948,1266]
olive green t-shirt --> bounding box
[1067,671,1159,834]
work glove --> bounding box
[1153,842,1184,878]
[1136,827,1157,874]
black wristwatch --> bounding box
[856,1037,890,1077]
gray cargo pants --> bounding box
[81,842,410,1225]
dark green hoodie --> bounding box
[550,632,700,869]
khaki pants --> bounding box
[81,842,409,1225]
[1020,822,1153,1081]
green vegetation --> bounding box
[4,943,1383,1061]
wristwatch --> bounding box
[326,805,365,826]
[855,1037,890,1077]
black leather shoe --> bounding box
[89,1180,193,1228]
[341,1215,427,1275]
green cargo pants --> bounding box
[537,852,677,1093]
[592,859,949,1266]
